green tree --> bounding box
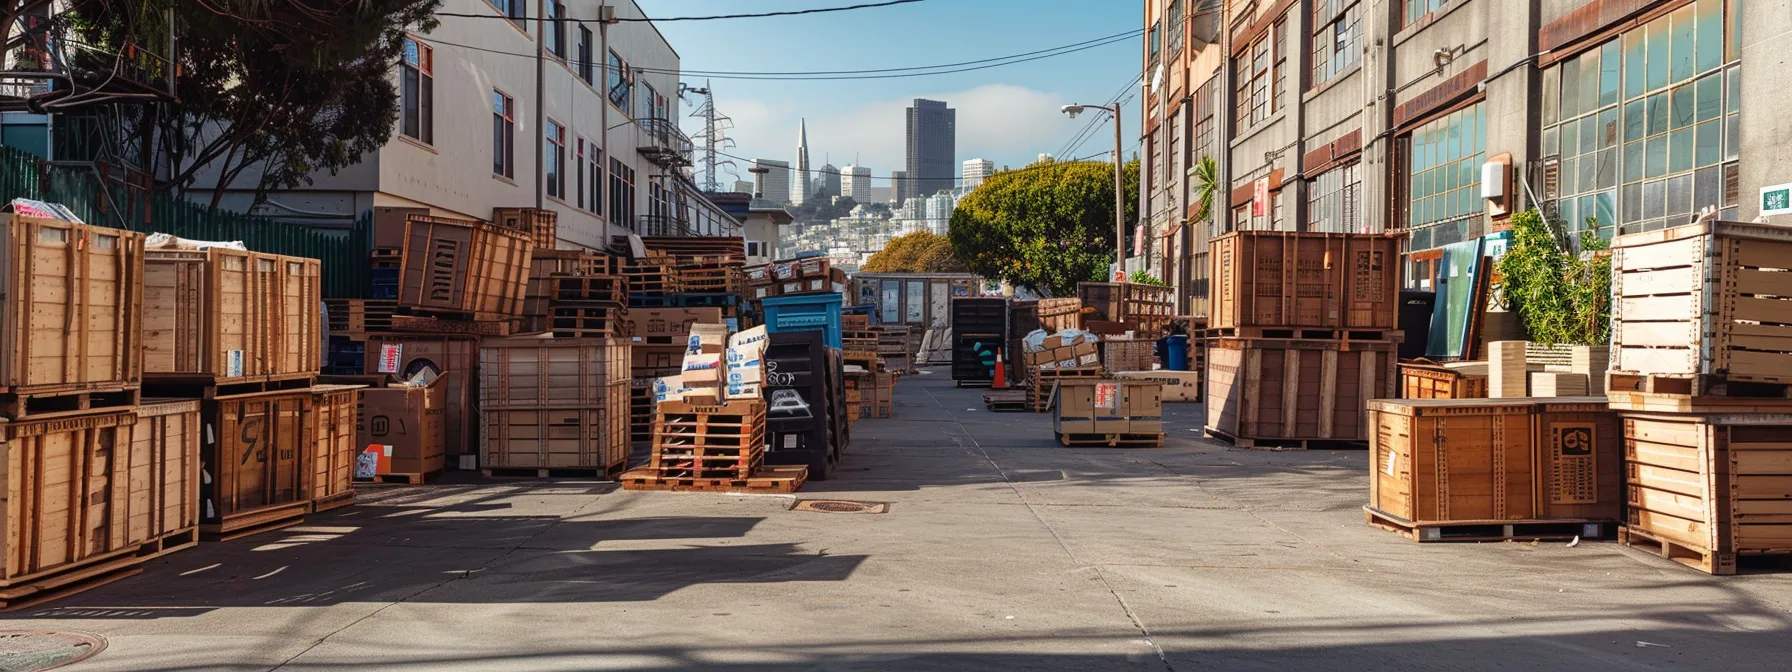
[70,0,441,207]
[1495,209,1612,345]
[948,158,1139,296]
[863,231,965,273]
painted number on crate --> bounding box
[1549,422,1597,505]
[1355,250,1386,302]
[238,405,265,465]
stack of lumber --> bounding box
[638,237,749,324]
[478,337,630,478]
[1203,231,1402,449]
[1605,221,1792,574]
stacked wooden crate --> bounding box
[639,237,750,325]
[479,337,631,477]
[523,250,627,338]
[747,256,846,302]
[1204,231,1402,449]
[390,214,533,335]
[1023,332,1104,413]
[1079,282,1173,335]
[1605,221,1792,574]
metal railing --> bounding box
[637,214,692,237]
[634,117,693,168]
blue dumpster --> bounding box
[760,293,844,349]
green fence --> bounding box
[2,144,372,298]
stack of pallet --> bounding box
[523,250,627,338]
[1022,332,1103,412]
[1203,231,1402,449]
[0,214,208,609]
[747,256,847,302]
[1604,221,1792,574]
[626,307,724,444]
[478,337,630,478]
[874,325,914,374]
[951,297,1008,387]
[637,236,749,326]
[136,233,361,541]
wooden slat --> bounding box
[1618,265,1701,297]
[1733,269,1792,298]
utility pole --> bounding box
[682,81,734,193]
[1112,106,1126,278]
[534,0,546,209]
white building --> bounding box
[731,180,753,194]
[841,165,872,203]
[184,0,735,249]
[750,158,791,203]
[961,158,993,192]
[925,192,955,235]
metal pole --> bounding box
[535,0,546,209]
[1111,103,1125,279]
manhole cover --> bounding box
[791,499,888,514]
[0,630,107,672]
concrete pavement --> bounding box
[7,368,1792,670]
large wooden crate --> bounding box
[0,214,144,397]
[1610,221,1792,395]
[481,402,629,474]
[492,206,558,250]
[1205,337,1397,445]
[1368,398,1620,537]
[1078,283,1173,334]
[131,401,203,546]
[200,390,312,537]
[307,385,361,511]
[363,334,478,457]
[478,337,630,410]
[1620,413,1792,574]
[1400,361,1489,399]
[1209,231,1400,333]
[398,214,533,320]
[142,247,321,384]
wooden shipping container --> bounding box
[142,247,321,384]
[1367,397,1621,538]
[492,206,558,250]
[1079,282,1173,334]
[1208,231,1401,333]
[1205,337,1397,445]
[1399,361,1488,399]
[398,214,533,320]
[479,337,630,410]
[200,390,312,537]
[363,334,478,457]
[307,385,362,512]
[131,401,203,547]
[482,403,629,473]
[1620,413,1792,574]
[1611,221,1792,390]
[0,214,144,397]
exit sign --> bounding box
[1764,184,1792,216]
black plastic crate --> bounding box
[952,332,1003,381]
[951,297,1008,337]
[370,267,399,300]
[763,331,846,480]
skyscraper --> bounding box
[815,163,841,200]
[962,158,994,192]
[904,99,956,200]
[890,170,908,202]
[751,158,791,203]
[791,119,811,205]
[841,165,872,202]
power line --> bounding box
[712,147,1114,187]
[435,0,923,23]
[676,29,1140,76]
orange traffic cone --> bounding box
[992,347,1009,389]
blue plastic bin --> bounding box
[1162,335,1189,371]
[760,293,844,349]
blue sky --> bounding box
[638,0,1144,188]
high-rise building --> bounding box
[731,180,754,194]
[925,192,956,235]
[750,158,791,203]
[791,119,811,205]
[890,170,908,202]
[841,165,872,202]
[815,163,841,199]
[962,158,994,192]
[904,99,956,200]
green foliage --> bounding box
[1188,155,1218,226]
[948,158,1139,296]
[862,231,966,273]
[70,0,442,206]
[1495,209,1612,346]
[1129,270,1168,286]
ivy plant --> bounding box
[1494,208,1612,346]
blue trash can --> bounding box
[1162,335,1190,371]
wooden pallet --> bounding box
[143,373,314,400]
[0,385,141,420]
[550,305,626,338]
[1057,432,1165,448]
[620,464,807,494]
[554,275,628,304]
[983,389,1030,412]
[389,313,514,336]
[1605,370,1792,413]
[201,501,310,542]
[310,491,357,513]
[361,469,443,485]
[1204,426,1367,451]
[1366,506,1613,543]
[324,298,397,333]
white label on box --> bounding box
[378,343,403,373]
[226,350,245,377]
[1383,451,1398,476]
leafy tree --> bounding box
[1129,270,1167,286]
[70,0,441,207]
[1495,208,1612,346]
[948,158,1139,296]
[862,231,965,273]
[1189,155,1218,227]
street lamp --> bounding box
[1062,103,1126,279]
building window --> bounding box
[1307,163,1363,233]
[1403,0,1452,29]
[610,158,635,228]
[649,175,670,221]
[399,36,433,144]
[1148,21,1161,66]
[1235,17,1286,129]
[578,26,594,83]
[1312,0,1361,87]
[492,90,515,179]
[576,139,585,209]
[1167,0,1183,57]
[545,120,565,199]
[546,2,565,58]
[1404,102,1486,252]
[641,82,657,121]
[487,0,524,28]
[588,147,602,214]
[1542,0,1737,237]
[608,50,632,112]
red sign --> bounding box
[1095,383,1118,410]
[1251,177,1270,217]
[378,343,403,373]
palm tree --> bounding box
[1189,155,1218,230]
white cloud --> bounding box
[692,84,1076,182]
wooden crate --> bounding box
[1208,230,1401,333]
[478,337,630,410]
[1037,297,1082,331]
[0,215,144,398]
[131,400,203,547]
[324,298,396,334]
[1078,283,1173,334]
[1205,337,1398,446]
[363,334,478,457]
[1400,361,1489,399]
[649,400,767,478]
[1367,397,1620,540]
[481,403,629,475]
[1620,412,1792,574]
[201,390,313,538]
[1101,339,1156,374]
[491,206,558,250]
[143,248,322,385]
[398,214,533,321]
[307,385,362,512]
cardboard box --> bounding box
[652,374,696,403]
[1114,370,1200,402]
[633,343,685,370]
[1055,379,1162,436]
[773,261,800,280]
[752,283,781,299]
[725,326,769,400]
[356,375,447,477]
[630,308,725,342]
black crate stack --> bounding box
[951,298,1009,388]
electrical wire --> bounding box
[675,29,1140,76]
[434,0,924,23]
[712,147,1115,186]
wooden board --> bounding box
[619,464,807,494]
[1209,231,1401,332]
[1612,221,1792,384]
[143,248,321,384]
[0,215,144,394]
[478,337,630,410]
[1205,337,1398,443]
[481,405,630,474]
[202,390,313,526]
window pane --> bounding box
[1472,104,1485,154]
[1561,157,1579,194]
[1669,127,1693,173]
[1624,100,1645,141]
[1643,179,1665,218]
[1560,199,1578,232]
[1622,183,1643,222]
[1542,67,1560,125]
[1667,173,1693,216]
[1646,93,1668,135]
[1624,30,1646,99]
[1695,74,1722,122]
[1561,56,1581,118]
[1670,83,1695,129]
[1580,116,1598,155]
[1599,108,1618,149]
[1726,66,1741,114]
[1597,190,1616,231]
[1578,195,1597,231]
[1695,165,1721,212]
[1670,6,1696,82]
[1647,17,1670,91]
[1579,153,1596,194]
[1624,141,1645,183]
[1646,136,1668,177]
[1561,122,1580,158]
[1696,0,1723,73]
[1600,40,1621,106]
[1725,113,1739,161]
[1695,120,1721,167]
[1544,127,1559,157]
[1598,147,1617,189]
